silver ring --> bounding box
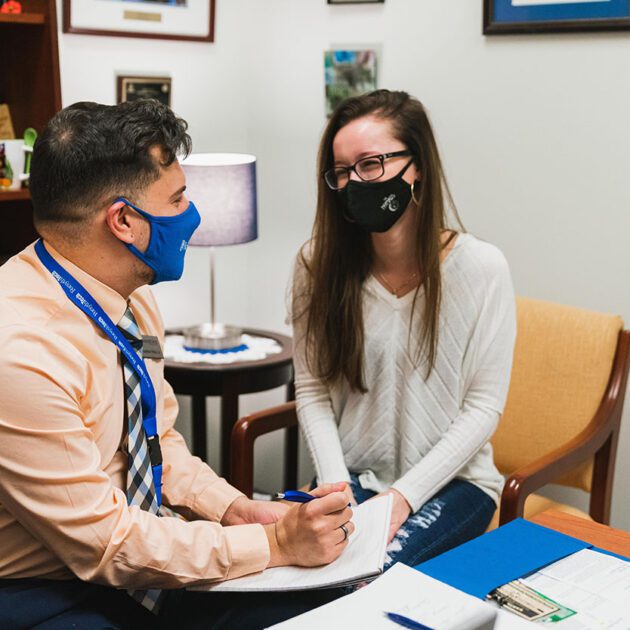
[340,523,349,542]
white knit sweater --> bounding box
[291,234,516,512]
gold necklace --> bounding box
[374,270,419,298]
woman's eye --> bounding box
[361,160,381,168]
[359,159,381,171]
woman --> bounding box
[290,89,516,568]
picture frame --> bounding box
[63,0,215,43]
[484,0,630,35]
[328,0,384,4]
[324,49,378,117]
[117,76,172,107]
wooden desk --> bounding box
[531,510,630,558]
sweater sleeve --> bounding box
[290,253,352,485]
[392,248,516,512]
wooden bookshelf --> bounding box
[0,0,61,259]
[0,189,30,202]
[0,13,46,25]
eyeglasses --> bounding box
[323,150,412,190]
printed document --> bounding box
[520,549,630,629]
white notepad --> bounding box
[196,494,392,592]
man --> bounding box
[0,100,353,629]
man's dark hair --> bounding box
[30,99,192,226]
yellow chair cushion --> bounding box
[492,298,622,492]
[486,494,593,532]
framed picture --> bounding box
[63,0,215,42]
[324,50,377,117]
[484,0,630,35]
[117,76,172,106]
[328,0,384,4]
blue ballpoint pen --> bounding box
[384,611,434,630]
[274,490,352,507]
[273,490,316,503]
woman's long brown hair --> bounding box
[294,90,462,392]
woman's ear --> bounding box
[414,159,422,180]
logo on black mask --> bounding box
[381,194,399,212]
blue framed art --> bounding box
[484,0,630,34]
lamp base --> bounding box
[183,323,243,351]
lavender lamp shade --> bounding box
[181,153,258,247]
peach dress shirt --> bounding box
[0,242,269,589]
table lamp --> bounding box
[181,153,258,351]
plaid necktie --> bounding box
[117,305,163,613]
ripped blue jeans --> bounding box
[348,474,496,569]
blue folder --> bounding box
[414,518,592,599]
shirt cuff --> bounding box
[193,478,245,522]
[391,479,431,514]
[223,523,270,580]
[316,461,352,485]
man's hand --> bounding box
[221,496,289,526]
[264,482,354,568]
[370,488,411,543]
[347,488,358,506]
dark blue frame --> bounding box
[484,0,630,34]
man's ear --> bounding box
[106,200,136,245]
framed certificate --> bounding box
[63,0,215,42]
[117,76,172,106]
[484,0,630,34]
[328,0,384,4]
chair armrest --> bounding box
[499,397,619,525]
[231,402,298,497]
[499,330,630,526]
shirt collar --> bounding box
[41,241,130,325]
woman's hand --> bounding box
[370,488,412,543]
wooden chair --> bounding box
[231,298,630,527]
[490,298,629,526]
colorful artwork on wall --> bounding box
[324,50,377,117]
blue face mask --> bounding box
[115,197,201,284]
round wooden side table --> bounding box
[164,328,295,482]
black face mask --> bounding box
[342,159,416,233]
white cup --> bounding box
[0,139,26,190]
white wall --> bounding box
[57,0,630,528]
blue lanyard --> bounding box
[34,239,163,506]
